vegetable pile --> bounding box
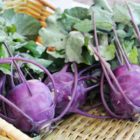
[1,0,140,139]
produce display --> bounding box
[0,0,140,139]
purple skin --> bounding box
[110,65,140,118]
[113,65,140,78]
[6,80,55,132]
[46,65,110,120]
[45,64,110,121]
[0,57,56,133]
[46,69,87,114]
[92,13,140,120]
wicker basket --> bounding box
[0,117,33,140]
[42,108,140,140]
[4,0,55,27]
[2,0,140,140]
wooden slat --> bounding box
[0,118,33,140]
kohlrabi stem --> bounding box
[0,94,34,123]
[0,74,6,93]
[92,16,136,109]
[3,42,33,96]
[0,74,7,116]
[3,42,22,83]
[4,57,57,105]
[73,108,111,119]
[84,103,102,112]
[0,57,57,131]
[11,57,57,103]
[0,57,56,95]
[78,64,99,76]
[36,63,78,130]
[93,14,120,94]
[115,47,123,65]
[85,83,99,92]
[2,102,7,116]
[93,13,100,51]
[92,20,137,110]
[24,68,35,79]
[10,62,15,88]
[61,64,69,72]
[101,64,120,95]
[79,76,99,92]
[0,71,34,125]
[79,76,98,82]
[100,74,128,119]
[125,0,140,42]
[0,113,16,124]
[112,27,131,70]
[93,13,122,94]
[93,48,138,110]
[50,63,78,123]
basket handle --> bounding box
[39,0,55,10]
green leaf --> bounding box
[64,7,90,20]
[39,27,67,50]
[48,58,65,73]
[128,1,140,25]
[65,31,85,63]
[99,44,116,61]
[0,44,9,58]
[116,29,127,38]
[99,34,108,47]
[45,12,67,34]
[94,0,112,12]
[60,13,80,31]
[74,19,93,32]
[123,40,135,52]
[0,0,3,12]
[6,24,16,33]
[82,47,94,65]
[11,32,25,42]
[16,41,45,57]
[0,17,5,26]
[0,44,11,74]
[0,64,11,75]
[21,53,52,73]
[0,30,7,42]
[92,7,113,31]
[47,50,65,58]
[3,10,41,40]
[128,47,138,64]
[2,9,15,20]
[123,40,138,64]
[13,14,41,39]
[113,4,130,25]
[112,2,140,25]
[53,7,90,32]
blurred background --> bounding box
[76,0,140,5]
[76,0,92,5]
[47,0,140,11]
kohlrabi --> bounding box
[0,57,56,133]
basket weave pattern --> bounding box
[42,108,140,140]
[4,0,55,27]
